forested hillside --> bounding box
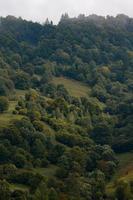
[0,14,133,200]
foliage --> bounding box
[0,97,9,113]
[0,14,133,200]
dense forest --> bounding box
[0,14,133,200]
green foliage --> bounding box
[34,181,48,200]
[115,180,132,200]
[13,153,27,168]
[48,188,58,200]
[0,180,10,200]
[13,71,31,89]
[0,77,14,96]
[0,14,132,200]
[0,96,9,113]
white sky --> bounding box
[0,0,132,24]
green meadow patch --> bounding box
[52,76,90,97]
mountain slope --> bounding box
[0,14,133,200]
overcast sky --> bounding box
[0,0,133,24]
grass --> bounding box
[116,152,133,181]
[52,76,90,97]
[9,89,27,101]
[106,152,133,197]
[0,113,23,128]
[10,183,29,192]
[15,89,27,99]
[33,165,58,177]
[117,152,133,169]
[0,101,23,128]
[0,89,27,128]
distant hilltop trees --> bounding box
[59,13,132,29]
[44,18,53,25]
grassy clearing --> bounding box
[0,101,23,128]
[9,89,27,101]
[10,183,29,192]
[116,152,133,180]
[33,165,58,177]
[0,90,27,128]
[106,152,133,197]
[15,89,27,99]
[117,152,133,169]
[52,76,90,97]
[0,113,23,128]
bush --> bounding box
[12,110,18,114]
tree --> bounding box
[0,84,7,96]
[115,180,132,200]
[91,123,113,145]
[11,190,27,200]
[60,13,69,22]
[32,139,46,158]
[48,188,58,200]
[0,180,10,200]
[34,181,48,200]
[0,96,9,113]
[45,18,50,25]
[13,71,30,89]
[33,120,44,131]
[90,170,106,200]
[13,153,27,168]
[0,144,9,163]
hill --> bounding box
[0,14,132,200]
